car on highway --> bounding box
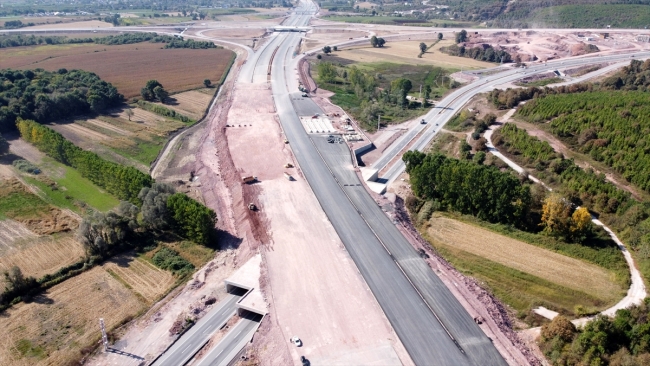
[291,336,302,347]
[302,93,309,97]
[420,119,427,124]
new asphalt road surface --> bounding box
[265,2,507,364]
[152,288,246,366]
[195,313,263,366]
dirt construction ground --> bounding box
[216,80,413,365]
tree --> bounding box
[203,79,211,87]
[391,78,412,106]
[377,38,386,47]
[0,133,8,155]
[419,42,427,53]
[541,193,572,238]
[333,45,338,51]
[317,62,337,84]
[77,211,129,257]
[167,193,217,245]
[141,80,165,101]
[570,207,593,243]
[437,32,443,41]
[153,86,169,103]
[455,29,468,43]
[370,35,378,48]
[138,183,175,230]
[316,54,322,59]
[541,315,576,343]
[322,45,332,54]
[125,108,134,121]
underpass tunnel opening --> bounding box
[226,283,249,296]
[237,309,264,322]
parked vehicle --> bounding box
[242,176,257,184]
[291,336,302,347]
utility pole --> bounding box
[378,115,381,131]
[99,318,108,352]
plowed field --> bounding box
[0,42,234,98]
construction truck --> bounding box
[242,176,257,184]
[248,203,257,211]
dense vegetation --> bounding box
[440,43,512,63]
[315,61,456,131]
[17,118,152,203]
[0,68,123,132]
[517,92,650,192]
[494,124,630,212]
[94,32,218,49]
[540,300,650,365]
[152,247,194,276]
[0,32,218,49]
[168,193,217,246]
[403,151,531,227]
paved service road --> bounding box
[195,313,263,366]
[265,2,507,364]
[376,52,650,184]
[152,289,246,366]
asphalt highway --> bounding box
[265,2,507,365]
[152,290,246,366]
[195,313,263,366]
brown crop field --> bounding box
[0,232,85,288]
[160,89,215,120]
[103,255,176,304]
[331,39,494,69]
[0,267,145,366]
[0,42,234,98]
[426,216,623,301]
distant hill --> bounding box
[445,0,650,28]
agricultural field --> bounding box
[0,266,147,366]
[329,39,495,69]
[423,215,626,317]
[0,42,234,98]
[46,88,215,170]
[49,107,187,170]
[0,232,84,290]
[103,254,176,304]
[155,88,214,121]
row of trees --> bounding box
[0,32,219,49]
[440,44,512,63]
[403,151,531,227]
[17,118,152,203]
[0,68,123,132]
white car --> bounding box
[291,336,302,347]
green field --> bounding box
[21,158,119,212]
[432,243,610,317]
